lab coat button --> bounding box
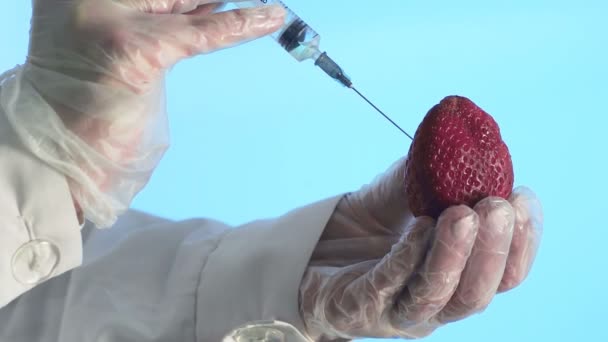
[12,240,60,285]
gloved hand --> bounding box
[0,0,285,227]
[300,157,543,340]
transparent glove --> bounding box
[0,0,285,227]
[300,157,543,340]
[223,321,312,342]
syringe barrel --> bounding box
[233,1,352,87]
[233,0,322,61]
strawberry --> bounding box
[404,96,514,218]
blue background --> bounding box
[2,1,606,341]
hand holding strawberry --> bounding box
[299,96,543,340]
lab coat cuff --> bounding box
[195,194,345,341]
[0,110,83,308]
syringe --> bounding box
[233,0,413,140]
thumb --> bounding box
[141,5,286,68]
[302,218,434,337]
[343,217,434,316]
[301,218,433,339]
[355,157,413,230]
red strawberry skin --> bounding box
[404,96,514,218]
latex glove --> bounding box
[300,157,543,340]
[0,0,285,227]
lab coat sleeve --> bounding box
[0,198,343,342]
[196,195,344,341]
[0,83,83,309]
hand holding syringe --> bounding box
[233,0,413,140]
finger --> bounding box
[188,4,287,53]
[184,4,223,16]
[171,1,260,14]
[391,206,479,328]
[125,5,285,74]
[175,0,260,14]
[498,187,543,292]
[170,0,224,14]
[437,198,515,323]
[127,0,230,14]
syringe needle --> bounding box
[350,87,414,140]
[312,53,412,139]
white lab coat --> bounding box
[0,89,343,341]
